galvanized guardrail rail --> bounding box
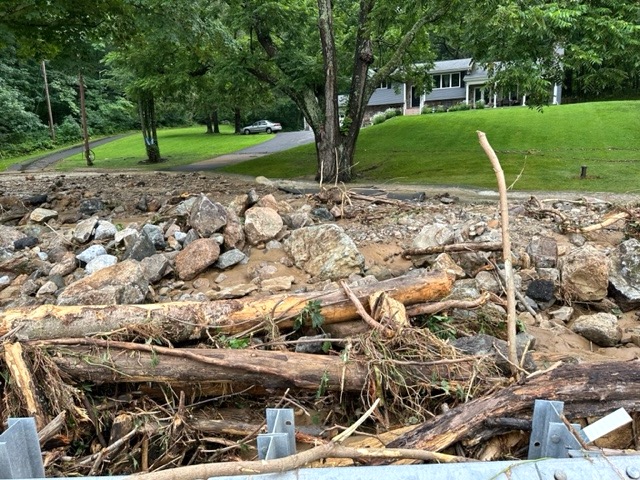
[4,400,640,479]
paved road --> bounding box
[166,130,315,172]
[6,135,127,172]
[6,130,314,173]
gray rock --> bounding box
[14,236,38,250]
[549,306,574,323]
[571,312,621,347]
[311,207,334,221]
[475,270,500,294]
[73,216,99,243]
[609,238,640,311]
[183,229,199,247]
[284,224,364,281]
[79,198,106,216]
[207,283,258,299]
[85,254,118,274]
[527,235,558,268]
[452,333,537,374]
[36,280,58,297]
[526,279,555,302]
[282,211,314,230]
[295,334,331,354]
[76,244,107,265]
[174,231,188,244]
[140,254,172,283]
[49,252,77,277]
[248,262,279,281]
[142,224,166,250]
[175,238,220,280]
[29,207,58,223]
[261,276,295,292]
[94,221,118,241]
[215,248,247,270]
[189,194,228,238]
[0,226,26,248]
[123,231,156,261]
[114,227,138,248]
[560,245,609,301]
[244,206,284,245]
[223,210,245,250]
[57,260,149,305]
[410,223,455,267]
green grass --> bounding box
[56,124,271,171]
[221,101,640,193]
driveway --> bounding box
[167,130,315,172]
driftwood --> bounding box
[32,338,477,393]
[1,270,453,342]
[388,360,640,452]
[403,241,503,258]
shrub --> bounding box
[384,107,402,119]
[475,100,486,110]
[371,112,387,125]
[448,102,471,112]
[56,115,83,143]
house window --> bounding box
[379,80,392,89]
[433,73,461,89]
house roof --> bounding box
[431,58,473,74]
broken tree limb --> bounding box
[3,341,47,429]
[406,292,491,317]
[33,338,477,393]
[477,131,517,376]
[403,241,503,258]
[127,440,470,480]
[388,360,640,453]
[1,270,453,342]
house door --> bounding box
[474,87,484,104]
[411,86,421,108]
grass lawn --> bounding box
[56,125,271,171]
[221,101,640,193]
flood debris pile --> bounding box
[1,171,640,476]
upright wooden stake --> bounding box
[477,131,518,376]
[41,60,55,142]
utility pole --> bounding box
[78,72,93,166]
[41,60,55,142]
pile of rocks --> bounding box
[1,171,639,354]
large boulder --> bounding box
[175,238,220,280]
[609,238,640,311]
[189,195,227,238]
[284,224,364,281]
[560,245,609,301]
[56,260,148,305]
[244,206,284,245]
[571,312,621,347]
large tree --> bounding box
[223,0,447,183]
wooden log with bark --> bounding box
[32,338,478,393]
[1,270,453,342]
[387,360,640,453]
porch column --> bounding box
[402,83,407,115]
[522,94,527,106]
[493,92,497,108]
[465,83,469,104]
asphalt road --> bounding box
[7,130,314,173]
[166,130,315,172]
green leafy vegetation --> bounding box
[223,101,640,193]
[294,300,325,331]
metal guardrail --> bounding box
[3,403,640,479]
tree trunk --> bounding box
[212,108,220,133]
[234,107,242,134]
[1,270,453,342]
[388,360,640,453]
[138,92,161,163]
[204,116,213,134]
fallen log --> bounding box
[34,338,477,393]
[387,360,640,452]
[403,241,503,258]
[1,270,452,342]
